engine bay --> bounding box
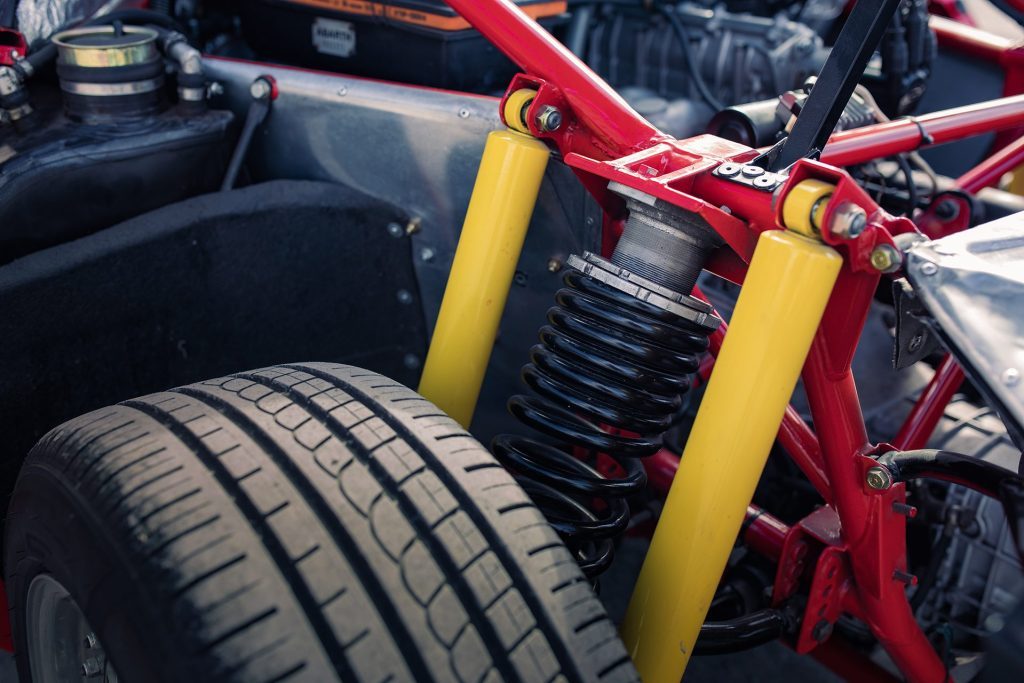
[2,1,1024,680]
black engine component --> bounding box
[52,24,167,121]
[582,2,824,124]
[236,0,565,93]
[709,79,877,147]
[0,95,233,263]
[493,189,721,578]
[862,0,935,116]
[0,22,233,263]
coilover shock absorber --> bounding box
[493,183,722,578]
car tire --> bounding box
[5,363,638,683]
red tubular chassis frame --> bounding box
[444,1,1024,681]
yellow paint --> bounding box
[503,89,538,135]
[781,179,834,238]
[622,230,842,682]
[418,129,550,428]
[1009,164,1024,195]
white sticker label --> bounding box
[312,18,356,58]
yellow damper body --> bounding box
[418,128,550,428]
[622,229,843,681]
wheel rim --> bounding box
[25,574,119,682]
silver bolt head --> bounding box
[1003,368,1021,387]
[866,465,894,490]
[249,79,271,100]
[830,202,868,239]
[753,174,777,188]
[386,222,404,238]
[207,81,224,97]
[536,106,563,132]
[920,262,939,276]
[547,258,562,273]
[740,165,765,178]
[870,244,902,273]
[458,107,470,119]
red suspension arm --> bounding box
[444,0,665,156]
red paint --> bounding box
[820,95,1024,167]
[929,0,976,26]
[451,1,972,675]
[956,133,1024,193]
[203,4,1004,680]
[929,16,1024,149]
[894,356,966,450]
[742,505,789,563]
[811,636,902,683]
[0,28,27,67]
[446,0,663,157]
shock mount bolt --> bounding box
[536,105,563,132]
[866,465,893,490]
[830,202,868,239]
[869,244,902,273]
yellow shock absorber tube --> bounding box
[418,128,550,428]
[622,229,842,681]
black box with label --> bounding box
[238,0,567,93]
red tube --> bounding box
[743,505,789,562]
[811,636,902,683]
[893,356,965,451]
[930,14,1018,62]
[956,134,1024,193]
[820,95,1024,167]
[444,0,664,156]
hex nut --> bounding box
[866,465,893,490]
[830,202,868,239]
[536,106,563,132]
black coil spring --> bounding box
[492,268,713,577]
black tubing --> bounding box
[881,449,1021,499]
[657,4,725,113]
[693,609,789,655]
[882,449,1024,563]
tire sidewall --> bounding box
[6,462,182,683]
